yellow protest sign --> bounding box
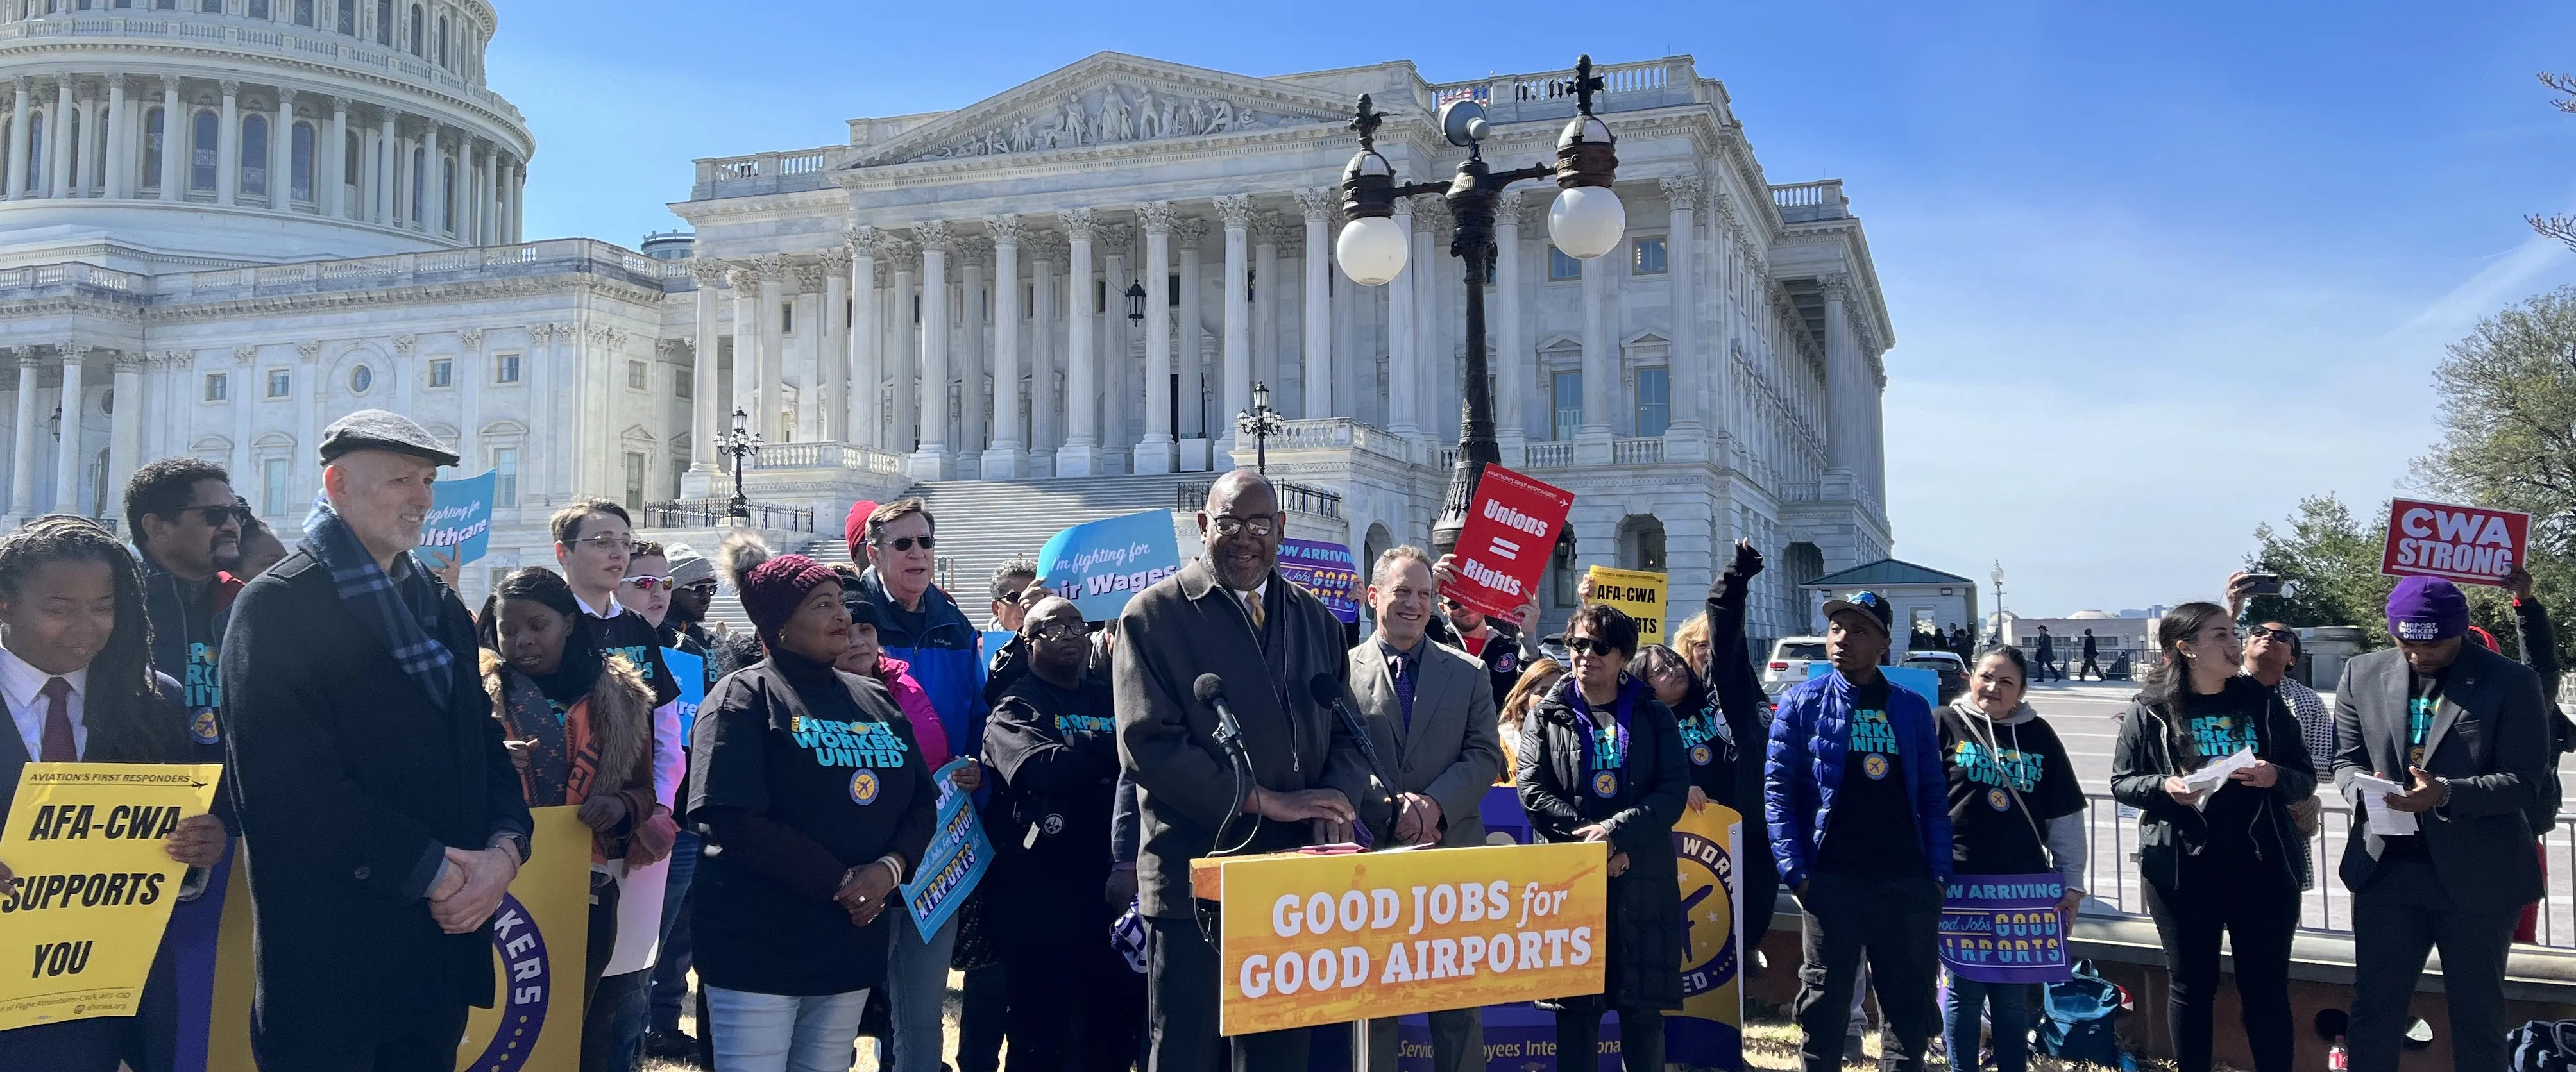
[0,762,221,1031]
[1201,842,1607,1037]
[1585,567,1669,642]
[1667,803,1744,1066]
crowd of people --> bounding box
[0,414,2558,1072]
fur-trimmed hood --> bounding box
[482,647,656,803]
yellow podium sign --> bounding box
[1584,567,1668,643]
[1668,803,1744,1066]
[0,762,222,1031]
[1201,842,1607,1037]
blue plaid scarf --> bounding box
[303,497,455,707]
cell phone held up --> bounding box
[2237,573,2284,598]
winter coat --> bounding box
[2107,676,2315,894]
[867,653,953,767]
[851,566,990,770]
[483,649,662,864]
[1516,676,1686,1010]
[1764,669,1954,891]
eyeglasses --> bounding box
[621,574,677,592]
[1210,515,1276,537]
[1566,637,1619,657]
[677,582,719,597]
[877,535,937,552]
[171,503,251,526]
[567,534,634,554]
[1030,621,1088,642]
[2246,626,2296,644]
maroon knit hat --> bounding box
[740,553,842,642]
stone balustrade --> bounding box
[0,13,525,126]
[691,146,843,199]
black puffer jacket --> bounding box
[2108,676,2316,893]
[1516,676,1688,1010]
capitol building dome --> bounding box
[0,0,531,269]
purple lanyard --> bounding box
[1572,681,1636,775]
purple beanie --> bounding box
[741,553,842,641]
[2387,575,2470,642]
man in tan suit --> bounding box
[1328,545,1504,1072]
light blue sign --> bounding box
[901,757,993,941]
[422,468,496,564]
[1806,662,1942,709]
[1034,509,1182,622]
[665,646,706,744]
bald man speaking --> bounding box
[1116,469,1364,1072]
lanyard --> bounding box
[1573,682,1636,773]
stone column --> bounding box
[910,221,953,479]
[54,346,85,514]
[1296,188,1334,419]
[457,329,483,473]
[158,78,181,201]
[754,254,786,441]
[1409,199,1439,439]
[1495,190,1527,456]
[108,353,142,503]
[7,79,30,200]
[1709,192,1737,455]
[983,215,1026,478]
[271,88,293,208]
[425,124,447,234]
[817,249,851,444]
[375,109,396,224]
[230,346,254,494]
[1056,209,1101,476]
[1215,194,1252,462]
[1661,176,1704,451]
[7,349,35,522]
[1172,217,1207,449]
[727,262,761,443]
[845,227,880,449]
[326,96,348,217]
[1821,273,1863,480]
[1577,238,1614,462]
[956,239,989,458]
[71,85,94,198]
[885,240,919,453]
[1026,231,1063,469]
[102,77,126,199]
[1253,214,1283,406]
[50,76,76,200]
[788,265,823,440]
[1133,201,1174,474]
[1384,198,1418,439]
[688,260,725,472]
[477,144,497,242]
[1099,225,1132,462]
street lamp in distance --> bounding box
[1990,561,2006,646]
[720,406,763,526]
[1236,381,1285,475]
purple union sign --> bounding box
[1937,873,2072,985]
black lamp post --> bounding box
[1334,55,1625,555]
[1124,280,1147,327]
[1236,381,1285,474]
[719,405,763,526]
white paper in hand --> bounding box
[2180,746,2259,808]
[2349,773,2419,836]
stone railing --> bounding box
[0,13,527,128]
[748,440,906,475]
[641,498,815,533]
[1523,441,1574,468]
[1178,479,1343,522]
[1432,57,1695,124]
[1267,417,1416,467]
[1770,180,1847,224]
[1778,481,1820,503]
[141,238,672,302]
[692,146,843,200]
[1611,437,1664,465]
[0,262,149,296]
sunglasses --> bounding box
[677,582,718,596]
[171,503,252,526]
[621,574,677,592]
[2246,626,2296,644]
[568,534,635,553]
[1030,621,1089,642]
[877,535,936,552]
[1566,637,1620,657]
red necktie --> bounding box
[38,676,74,762]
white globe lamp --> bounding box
[1336,215,1410,286]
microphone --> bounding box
[1310,673,1398,847]
[1194,674,1244,749]
[1196,673,1257,855]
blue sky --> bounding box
[491,1,2576,618]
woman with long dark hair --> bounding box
[2110,601,2314,1072]
[1518,603,1688,1072]
[476,566,669,1072]
[0,515,228,1072]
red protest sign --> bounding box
[2380,498,2531,587]
[1446,465,1575,620]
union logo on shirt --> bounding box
[188,709,221,746]
[1862,753,1891,780]
[849,769,882,805]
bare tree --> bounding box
[2529,73,2576,250]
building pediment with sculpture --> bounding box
[851,53,1353,167]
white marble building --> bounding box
[0,1,1892,639]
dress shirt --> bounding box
[0,644,87,761]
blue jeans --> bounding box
[589,969,650,1072]
[1940,972,2031,1072]
[650,832,703,1034]
[704,985,870,1072]
[875,914,960,1072]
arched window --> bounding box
[406,4,421,56]
[435,13,447,67]
[189,110,216,192]
[22,112,39,194]
[239,113,268,197]
[336,0,351,33]
[289,121,314,203]
[439,156,454,231]
[409,145,423,222]
[343,129,360,199]
[292,0,309,25]
[140,106,162,190]
[246,0,267,19]
[375,0,389,44]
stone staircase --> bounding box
[688,474,1203,638]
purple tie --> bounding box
[38,676,74,762]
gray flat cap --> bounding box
[665,542,717,587]
[319,408,461,467]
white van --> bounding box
[1763,636,1828,696]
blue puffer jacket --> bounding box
[851,566,991,767]
[1764,668,1954,889]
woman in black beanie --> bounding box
[688,553,938,1071]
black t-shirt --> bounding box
[592,607,679,710]
[1938,707,2084,875]
[2174,687,2267,864]
[982,672,1122,946]
[688,650,933,996]
[1817,677,1926,876]
[1674,682,1734,801]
